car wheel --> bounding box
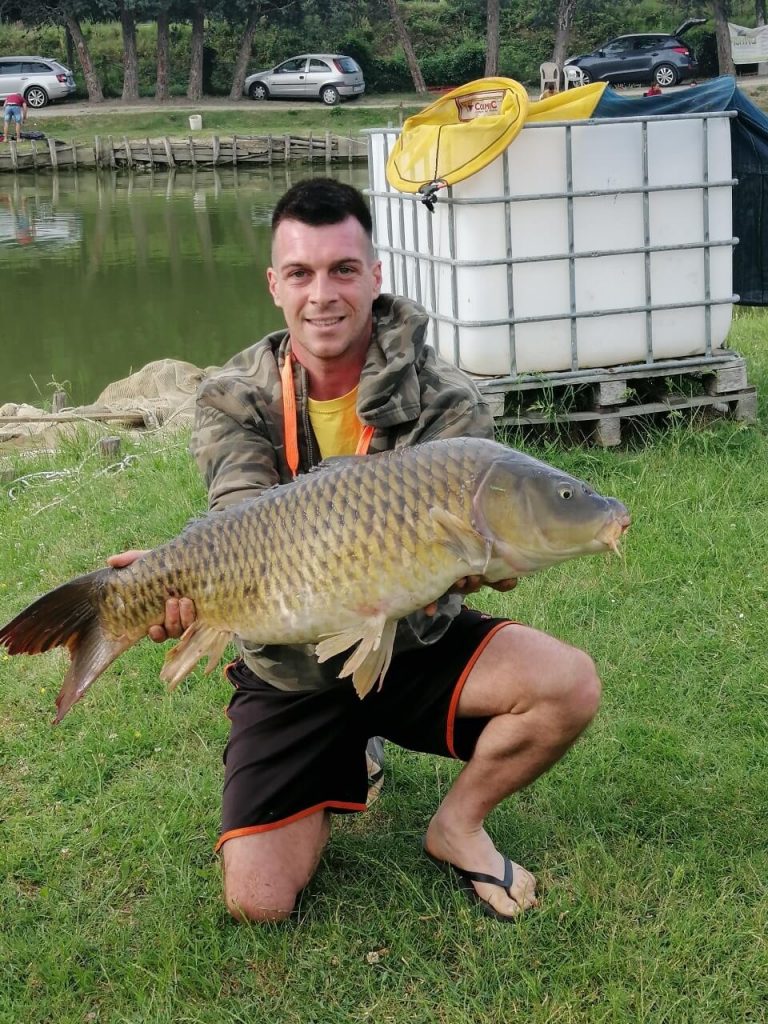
[248,82,269,101]
[321,85,340,106]
[653,64,678,87]
[24,86,49,109]
[579,70,592,84]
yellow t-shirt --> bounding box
[307,386,364,459]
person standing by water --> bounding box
[2,92,27,143]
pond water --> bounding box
[0,164,369,407]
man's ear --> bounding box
[371,259,383,300]
[267,267,282,307]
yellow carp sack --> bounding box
[385,78,529,195]
[385,78,608,200]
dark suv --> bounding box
[564,18,707,88]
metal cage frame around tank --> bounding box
[364,109,739,383]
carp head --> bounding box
[472,450,630,576]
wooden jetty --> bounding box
[0,132,367,174]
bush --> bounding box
[420,42,486,87]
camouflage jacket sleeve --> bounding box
[190,372,281,513]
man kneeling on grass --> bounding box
[111,178,601,923]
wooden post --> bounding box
[325,131,332,166]
[163,136,175,168]
[30,140,38,170]
[9,139,17,171]
[267,134,273,165]
[124,136,133,169]
[94,135,102,168]
[71,139,78,171]
[99,436,122,459]
[51,389,68,413]
[47,138,58,171]
[309,130,314,164]
[284,135,290,161]
[232,134,238,165]
[213,135,220,165]
[146,138,154,170]
[107,136,116,169]
[188,136,196,168]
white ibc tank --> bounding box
[367,113,735,376]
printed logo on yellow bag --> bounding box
[455,89,507,121]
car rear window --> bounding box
[22,62,52,73]
[334,57,360,74]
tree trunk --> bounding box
[757,0,767,26]
[120,2,139,102]
[552,0,578,71]
[713,0,736,76]
[65,25,75,74]
[64,13,104,103]
[155,10,170,101]
[484,0,499,77]
[385,0,426,93]
[229,4,260,100]
[187,3,205,100]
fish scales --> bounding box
[0,437,630,721]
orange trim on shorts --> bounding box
[445,620,515,758]
[214,799,368,852]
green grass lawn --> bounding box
[1,311,767,1022]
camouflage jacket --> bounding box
[190,293,495,691]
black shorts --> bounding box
[217,608,512,850]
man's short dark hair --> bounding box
[271,177,373,239]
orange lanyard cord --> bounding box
[281,349,373,478]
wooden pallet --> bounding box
[476,354,758,447]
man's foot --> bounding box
[424,817,537,919]
[365,736,385,806]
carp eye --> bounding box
[559,486,574,500]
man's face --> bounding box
[267,215,382,366]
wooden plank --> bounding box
[0,411,146,426]
[705,359,748,395]
[212,135,220,165]
[163,136,175,167]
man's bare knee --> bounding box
[559,647,602,735]
[224,878,299,923]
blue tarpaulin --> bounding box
[594,76,768,306]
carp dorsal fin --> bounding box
[315,614,398,698]
[429,507,492,574]
[160,621,233,690]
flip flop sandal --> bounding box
[423,843,523,923]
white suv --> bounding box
[0,56,77,109]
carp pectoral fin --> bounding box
[316,614,398,699]
[429,507,492,573]
[160,621,233,690]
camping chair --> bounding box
[563,66,586,90]
[539,61,560,95]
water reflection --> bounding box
[0,164,368,406]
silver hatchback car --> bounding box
[244,53,365,106]
[0,56,77,109]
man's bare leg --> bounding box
[222,810,330,922]
[424,623,601,919]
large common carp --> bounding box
[0,437,629,722]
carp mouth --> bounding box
[597,510,631,555]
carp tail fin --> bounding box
[0,569,131,723]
